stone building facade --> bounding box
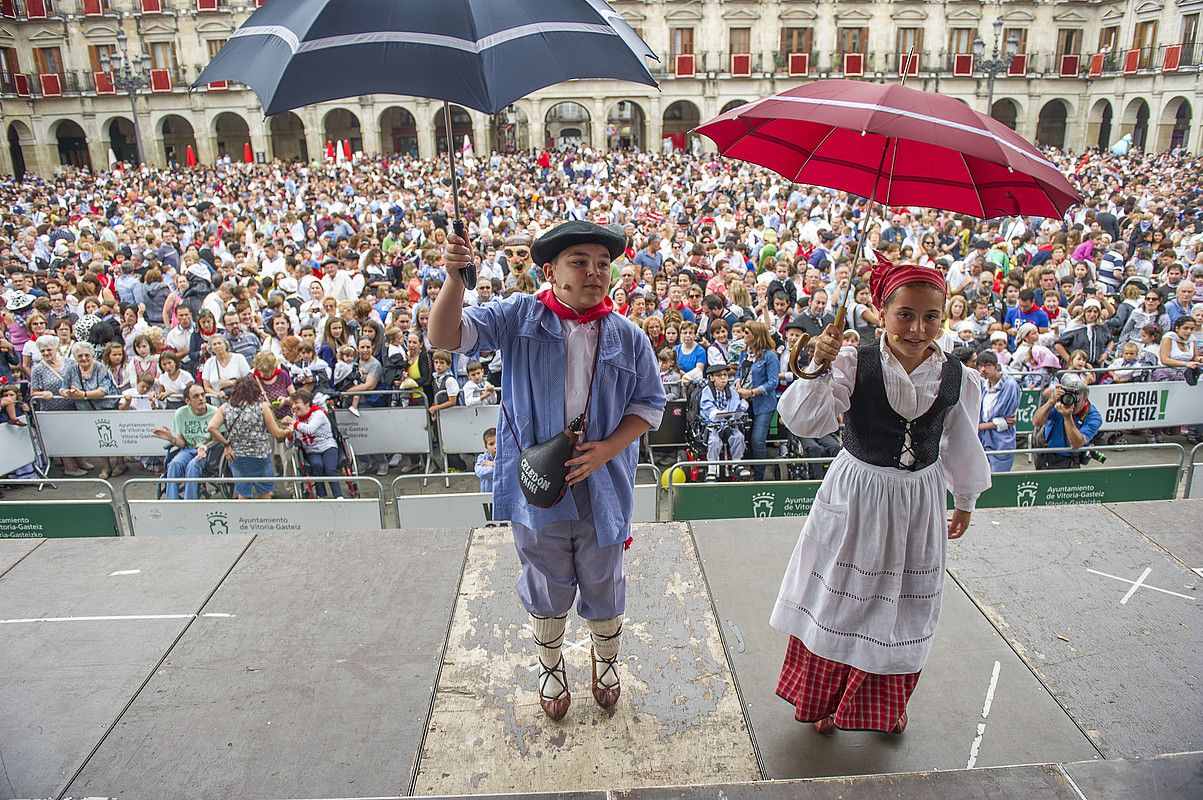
[0,0,1199,176]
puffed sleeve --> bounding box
[776,345,858,438]
[941,367,992,512]
[455,293,524,354]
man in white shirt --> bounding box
[260,241,287,280]
[321,252,366,301]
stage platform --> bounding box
[0,501,1199,800]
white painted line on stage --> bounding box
[967,659,1001,769]
[0,612,236,624]
[1118,567,1151,605]
[1193,568,1203,579]
[108,569,141,576]
[1086,568,1197,603]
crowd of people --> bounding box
[1,144,1201,489]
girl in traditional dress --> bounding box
[772,255,991,735]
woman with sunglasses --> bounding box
[1118,290,1170,344]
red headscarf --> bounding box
[869,250,947,309]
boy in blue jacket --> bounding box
[430,221,665,722]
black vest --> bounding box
[842,343,963,471]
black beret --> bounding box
[531,220,626,266]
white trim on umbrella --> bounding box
[754,94,1060,174]
[231,22,618,56]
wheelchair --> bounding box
[156,442,233,499]
[682,388,752,482]
[294,402,360,499]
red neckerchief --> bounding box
[254,367,282,382]
[536,287,613,323]
[293,404,323,427]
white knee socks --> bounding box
[587,615,623,689]
[530,613,569,700]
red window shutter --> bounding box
[953,53,974,77]
[1162,44,1182,72]
[94,71,114,93]
[141,0,162,12]
[1059,54,1080,77]
[1122,48,1140,74]
[150,68,172,91]
[843,52,864,77]
[39,73,61,96]
[730,53,751,77]
[0,0,14,18]
[675,53,695,78]
[1006,53,1027,76]
[899,52,920,76]
[207,79,228,90]
[26,0,48,19]
[196,0,218,11]
[83,0,103,15]
[1088,52,1105,78]
[787,52,809,76]
[14,73,29,96]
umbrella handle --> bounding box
[453,219,477,290]
[443,101,477,290]
[790,305,847,380]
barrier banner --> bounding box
[1086,381,1202,431]
[397,484,659,528]
[973,465,1179,508]
[1014,389,1043,435]
[0,502,120,538]
[437,404,500,456]
[672,481,821,521]
[332,407,431,456]
[36,409,175,457]
[0,418,37,476]
[127,499,381,536]
[670,465,1178,520]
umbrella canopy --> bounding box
[193,0,657,116]
[696,80,1080,219]
[185,144,197,167]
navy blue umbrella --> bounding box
[195,0,657,286]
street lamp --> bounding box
[99,31,151,164]
[973,17,1021,118]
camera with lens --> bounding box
[1059,390,1079,408]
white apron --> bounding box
[769,450,948,675]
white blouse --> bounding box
[777,337,991,512]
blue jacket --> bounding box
[978,375,1020,470]
[459,293,666,546]
[739,349,781,416]
[700,384,746,423]
[474,452,494,493]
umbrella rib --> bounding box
[719,115,777,157]
[959,151,987,218]
[791,125,839,184]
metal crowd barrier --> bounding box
[393,463,663,526]
[1180,442,1202,500]
[119,476,387,536]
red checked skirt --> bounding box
[776,635,920,732]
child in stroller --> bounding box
[694,363,751,482]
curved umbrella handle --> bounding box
[790,305,847,380]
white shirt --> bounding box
[777,338,990,512]
[562,318,598,424]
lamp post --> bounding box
[973,17,1021,118]
[99,31,151,164]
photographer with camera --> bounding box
[1032,373,1102,470]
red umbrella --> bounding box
[342,139,352,161]
[185,144,197,168]
[243,141,254,164]
[326,140,335,161]
[696,80,1080,219]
